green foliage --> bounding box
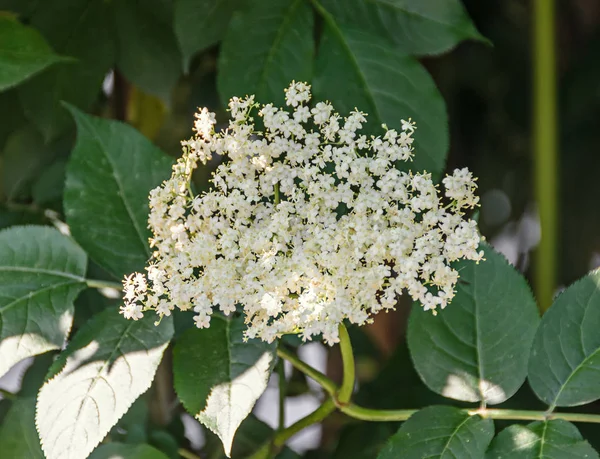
[319,0,486,55]
[173,315,277,456]
[32,159,67,206]
[88,443,169,459]
[528,270,600,407]
[377,406,495,458]
[175,0,245,68]
[1,126,51,201]
[114,0,182,100]
[217,0,314,106]
[0,398,43,457]
[18,0,115,141]
[203,415,300,459]
[63,106,173,278]
[407,244,540,404]
[0,17,68,92]
[36,309,173,459]
[0,225,86,378]
[333,423,397,459]
[486,420,599,459]
[312,13,448,175]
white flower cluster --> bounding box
[121,82,482,345]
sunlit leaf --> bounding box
[36,309,173,459]
[173,315,276,457]
[0,226,87,379]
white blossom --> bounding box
[120,81,483,345]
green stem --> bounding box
[86,279,123,290]
[151,354,173,426]
[473,408,600,424]
[337,324,355,404]
[340,404,600,424]
[246,442,271,459]
[276,347,337,396]
[273,399,336,447]
[0,388,16,400]
[274,182,280,205]
[533,0,557,312]
[278,347,600,425]
[178,448,202,459]
[340,404,416,422]
[277,355,287,431]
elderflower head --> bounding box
[121,82,483,345]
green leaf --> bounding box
[18,0,115,141]
[63,106,174,279]
[333,423,397,459]
[175,0,245,69]
[114,0,182,100]
[36,308,173,459]
[116,397,149,433]
[148,429,179,459]
[89,442,169,459]
[407,244,539,404]
[312,18,448,176]
[528,270,600,407]
[217,0,314,106]
[19,353,56,397]
[173,315,276,457]
[486,420,599,459]
[0,89,27,149]
[377,406,494,458]
[0,398,44,457]
[203,414,299,459]
[0,17,68,92]
[317,0,486,56]
[0,0,38,19]
[1,126,50,201]
[0,225,87,378]
[32,159,67,206]
[0,204,46,229]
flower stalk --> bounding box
[276,347,337,396]
[336,323,355,404]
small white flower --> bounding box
[193,107,216,139]
[120,303,144,320]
